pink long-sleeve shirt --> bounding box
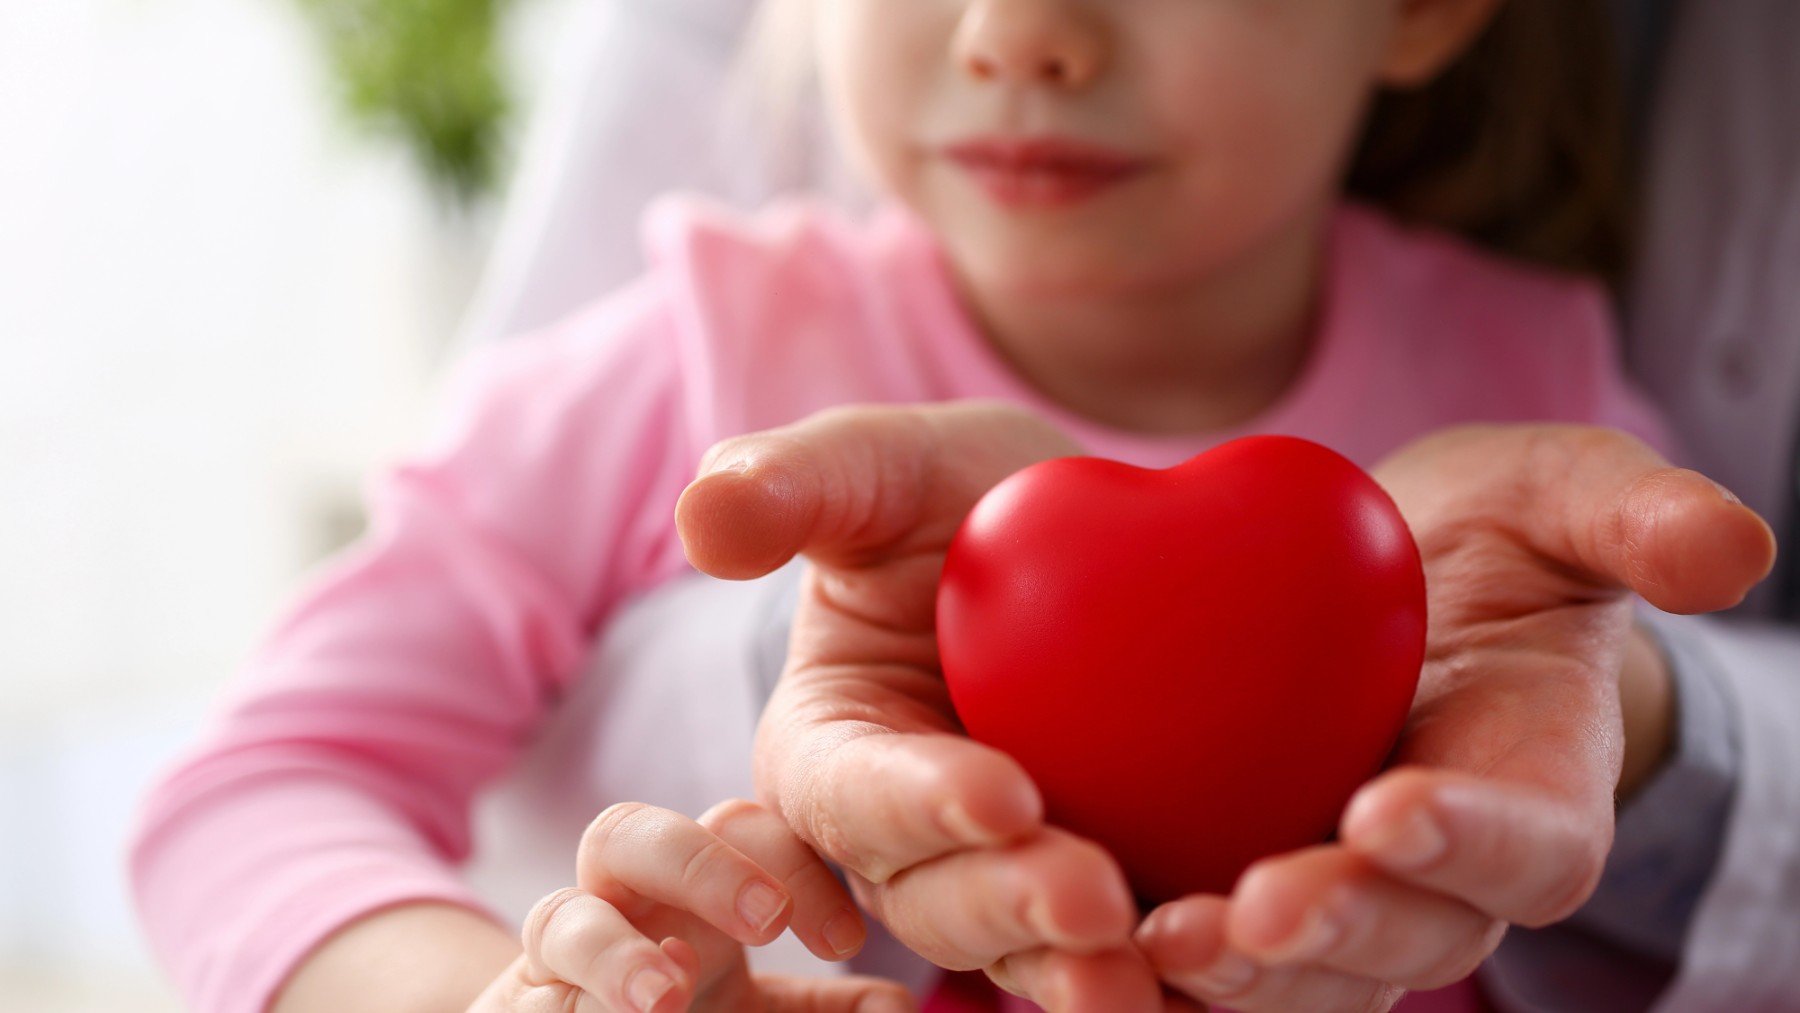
[128,197,1665,1013]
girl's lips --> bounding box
[942,136,1149,209]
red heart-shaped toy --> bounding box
[937,435,1426,903]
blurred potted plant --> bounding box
[294,0,518,204]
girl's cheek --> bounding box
[816,4,938,196]
[1155,39,1375,208]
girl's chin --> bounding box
[924,198,1182,298]
[952,240,1157,301]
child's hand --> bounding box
[1133,425,1775,1011]
[678,403,1169,1012]
[469,799,915,1013]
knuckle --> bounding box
[677,837,737,891]
[810,801,888,882]
[698,797,765,834]
[576,802,655,881]
[522,887,588,956]
[579,935,659,996]
[582,802,650,857]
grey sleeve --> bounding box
[1564,613,1743,959]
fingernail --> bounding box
[1023,896,1058,941]
[1264,907,1343,964]
[1711,479,1743,506]
[1364,806,1448,871]
[939,799,991,843]
[1133,905,1173,946]
[626,966,676,1012]
[823,908,867,956]
[737,880,788,934]
[1187,950,1259,997]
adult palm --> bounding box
[1134,425,1775,1010]
[677,405,1775,1011]
[680,402,1166,1009]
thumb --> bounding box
[676,402,1079,580]
[1480,427,1775,614]
[1600,464,1777,614]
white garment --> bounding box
[1657,622,1800,1009]
[458,0,853,348]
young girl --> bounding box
[130,0,1679,1010]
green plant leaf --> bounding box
[294,0,516,203]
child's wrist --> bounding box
[272,902,518,1013]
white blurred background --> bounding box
[0,1,586,1007]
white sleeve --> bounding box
[1481,616,1800,1012]
[455,0,760,346]
[1651,618,1800,1010]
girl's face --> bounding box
[815,0,1413,300]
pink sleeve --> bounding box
[127,278,700,1013]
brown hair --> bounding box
[1347,0,1630,287]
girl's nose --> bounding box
[954,0,1108,91]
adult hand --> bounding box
[677,402,1171,1012]
[1135,425,1777,1011]
[468,799,911,1012]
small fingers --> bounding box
[1136,895,1402,1013]
[520,887,690,1013]
[854,826,1139,970]
[576,802,793,947]
[1226,847,1507,989]
[1341,768,1610,926]
[698,798,870,962]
